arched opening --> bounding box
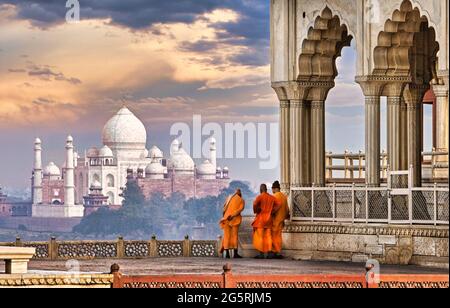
[289,7,353,219]
[325,40,364,180]
[106,174,115,188]
[360,0,441,220]
[371,0,439,186]
[296,6,353,187]
[93,174,100,183]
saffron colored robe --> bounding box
[272,192,290,253]
[220,194,245,251]
[252,193,281,253]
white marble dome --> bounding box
[149,146,164,159]
[146,159,165,174]
[102,107,147,155]
[169,149,195,172]
[169,139,195,172]
[44,162,61,176]
[99,145,113,157]
[197,160,216,175]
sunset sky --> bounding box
[0,1,434,191]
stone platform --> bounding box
[1,258,447,276]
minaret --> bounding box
[210,137,217,171]
[64,135,75,207]
[33,138,43,205]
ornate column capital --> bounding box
[356,75,411,97]
[271,82,289,101]
[403,83,430,105]
[356,76,386,97]
[432,84,449,98]
[307,83,334,101]
[271,81,309,101]
[383,82,407,97]
[437,70,449,87]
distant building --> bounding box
[31,106,231,218]
[0,186,31,217]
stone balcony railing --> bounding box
[0,236,220,261]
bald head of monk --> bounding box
[260,184,268,194]
[235,189,242,197]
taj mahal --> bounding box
[30,107,230,218]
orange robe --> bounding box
[252,193,281,253]
[220,194,245,251]
[272,192,290,253]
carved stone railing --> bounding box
[325,149,449,183]
[0,236,221,261]
[111,264,449,289]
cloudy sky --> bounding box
[0,1,434,191]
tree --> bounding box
[73,180,256,239]
[74,180,161,237]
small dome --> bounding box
[216,167,222,172]
[169,149,195,172]
[223,167,229,171]
[149,146,164,159]
[87,147,99,157]
[197,160,216,175]
[146,159,165,174]
[168,138,194,172]
[45,162,61,176]
[67,135,73,142]
[99,145,113,157]
[209,136,216,145]
[35,138,41,144]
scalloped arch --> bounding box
[373,0,439,84]
[298,7,353,82]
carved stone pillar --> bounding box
[304,103,312,186]
[357,77,385,187]
[404,84,429,187]
[272,84,291,193]
[387,96,402,171]
[365,96,381,187]
[385,82,405,171]
[311,100,325,186]
[283,82,310,188]
[280,100,291,192]
[400,98,408,170]
[307,84,332,187]
[432,82,449,179]
[290,99,308,187]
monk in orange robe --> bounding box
[271,181,290,259]
[220,189,245,259]
[252,184,281,259]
